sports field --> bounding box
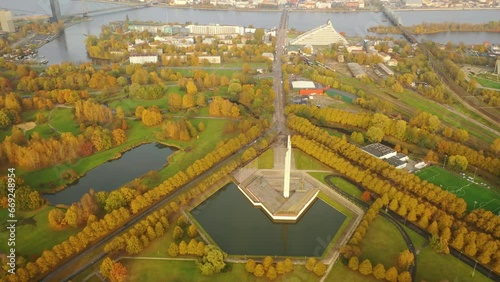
[416,166,500,214]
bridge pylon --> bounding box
[82,0,89,17]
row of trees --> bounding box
[0,126,125,170]
[245,257,294,280]
[347,256,411,282]
[286,105,500,175]
[287,118,500,272]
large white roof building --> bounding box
[289,20,348,46]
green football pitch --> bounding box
[416,166,500,214]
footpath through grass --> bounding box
[359,216,407,268]
[122,259,319,282]
[416,166,500,213]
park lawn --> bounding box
[158,118,233,180]
[293,149,331,171]
[308,172,362,198]
[416,245,491,282]
[257,149,274,169]
[474,76,500,89]
[108,86,185,116]
[323,128,344,138]
[0,205,78,258]
[359,216,407,268]
[50,107,79,135]
[122,259,319,282]
[108,95,170,116]
[399,225,491,282]
[416,166,500,213]
[21,119,160,191]
[326,261,379,282]
[26,123,56,139]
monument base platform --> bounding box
[236,170,320,222]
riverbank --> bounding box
[88,0,500,13]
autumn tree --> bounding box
[397,271,411,282]
[173,226,184,240]
[348,256,359,271]
[366,126,384,143]
[306,257,317,271]
[112,128,126,145]
[179,240,188,255]
[373,263,386,280]
[448,155,468,171]
[48,208,66,229]
[109,261,128,282]
[397,250,414,271]
[245,259,256,273]
[188,224,198,238]
[284,258,293,273]
[263,256,274,271]
[165,242,178,257]
[100,257,114,278]
[267,266,278,280]
[196,245,227,276]
[313,261,327,276]
[254,264,265,277]
[385,266,398,282]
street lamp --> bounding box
[474,201,477,210]
[472,260,477,277]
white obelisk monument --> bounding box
[283,135,291,198]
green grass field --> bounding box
[0,206,78,258]
[308,172,361,198]
[121,259,319,282]
[474,74,500,90]
[257,149,274,169]
[325,261,379,282]
[416,166,500,213]
[359,216,408,268]
[293,149,331,170]
[49,107,79,135]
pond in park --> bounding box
[44,143,175,205]
[191,182,347,257]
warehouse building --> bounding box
[347,62,367,78]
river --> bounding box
[5,1,500,63]
[191,183,347,256]
[44,142,175,205]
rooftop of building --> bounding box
[361,143,396,158]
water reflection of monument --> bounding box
[236,135,319,222]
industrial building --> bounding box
[289,20,348,47]
[347,62,367,78]
[361,143,408,169]
[0,10,15,33]
[291,81,316,89]
[361,143,397,159]
[377,63,394,76]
